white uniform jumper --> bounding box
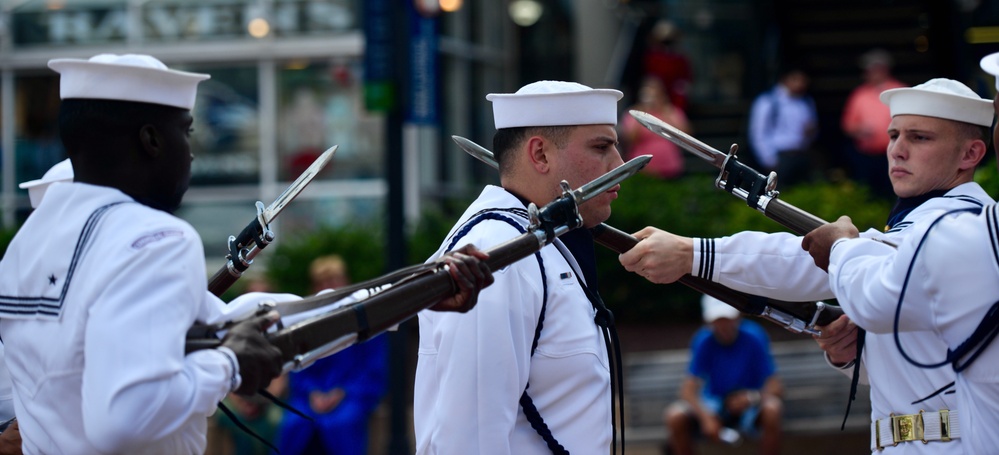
[829,199,999,454]
[0,183,239,454]
[688,182,992,453]
[415,185,611,455]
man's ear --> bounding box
[138,124,162,157]
[960,139,988,171]
[526,136,550,174]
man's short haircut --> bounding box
[952,120,992,154]
[492,126,574,173]
[59,99,185,160]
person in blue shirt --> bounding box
[747,66,819,187]
[664,296,783,455]
[277,255,389,455]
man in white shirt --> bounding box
[415,80,625,454]
[0,54,493,455]
[619,78,994,453]
[800,53,999,455]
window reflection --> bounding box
[188,65,260,185]
[277,58,383,181]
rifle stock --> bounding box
[589,223,842,330]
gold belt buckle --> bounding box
[891,413,924,444]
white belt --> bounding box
[870,409,960,451]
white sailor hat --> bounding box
[701,295,740,322]
[980,52,999,91]
[879,78,993,127]
[48,54,210,110]
[19,158,73,209]
[486,81,623,129]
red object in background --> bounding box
[643,49,692,112]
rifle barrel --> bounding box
[589,223,841,327]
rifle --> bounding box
[186,154,652,372]
[207,146,337,296]
[451,135,840,333]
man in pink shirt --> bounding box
[841,48,906,199]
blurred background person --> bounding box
[642,20,693,112]
[841,48,905,200]
[748,66,818,187]
[621,76,692,179]
[277,255,388,455]
[663,296,783,455]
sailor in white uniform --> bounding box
[0,54,492,455]
[801,54,999,455]
[620,78,995,453]
[415,81,625,455]
[0,160,75,453]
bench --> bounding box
[623,339,872,444]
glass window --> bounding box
[276,58,384,181]
[14,73,64,195]
[11,0,128,48]
[186,64,261,186]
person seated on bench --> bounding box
[663,296,783,455]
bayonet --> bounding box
[452,135,840,333]
[207,145,338,296]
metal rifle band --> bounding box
[186,154,651,372]
[451,135,841,334]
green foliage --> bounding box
[975,156,999,197]
[265,224,385,296]
[0,226,17,258]
[407,198,476,265]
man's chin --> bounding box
[580,210,612,228]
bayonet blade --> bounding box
[261,145,338,225]
[573,155,651,204]
[452,135,650,205]
[452,135,498,169]
[629,110,728,168]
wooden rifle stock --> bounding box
[208,267,239,297]
[762,199,827,236]
[589,223,842,328]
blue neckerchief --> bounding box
[885,189,949,230]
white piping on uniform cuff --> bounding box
[216,346,242,393]
[824,350,855,370]
[830,237,852,256]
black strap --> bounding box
[446,210,567,454]
[217,401,280,454]
[554,242,625,455]
[841,328,865,430]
